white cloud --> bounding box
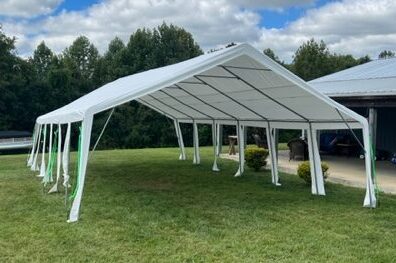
[0,0,63,18]
[3,0,262,56]
[2,0,396,62]
[229,0,314,9]
[256,0,396,61]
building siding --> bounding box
[350,107,396,154]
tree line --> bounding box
[0,23,393,149]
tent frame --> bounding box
[28,44,376,222]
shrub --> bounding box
[297,161,329,184]
[245,146,269,171]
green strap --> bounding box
[44,128,58,184]
[70,125,83,200]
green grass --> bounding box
[1,147,395,262]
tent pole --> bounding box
[27,123,39,166]
[174,119,186,160]
[307,124,325,195]
[362,124,376,207]
[49,124,62,194]
[234,121,245,177]
[266,123,280,185]
[212,121,220,172]
[192,121,200,164]
[62,123,71,207]
[44,123,53,184]
[31,124,42,171]
[68,115,94,222]
[38,124,47,178]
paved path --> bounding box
[221,150,396,194]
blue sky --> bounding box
[55,0,333,29]
[1,0,395,61]
[259,0,333,28]
[57,0,98,13]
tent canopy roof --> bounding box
[37,43,365,127]
[310,57,396,97]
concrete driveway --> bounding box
[221,150,396,194]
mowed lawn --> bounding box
[1,147,396,262]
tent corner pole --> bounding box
[362,122,377,208]
[212,121,220,172]
[307,124,325,195]
[234,121,245,177]
[266,123,280,186]
[192,120,200,164]
[67,114,94,223]
[174,119,186,160]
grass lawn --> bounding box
[1,147,395,262]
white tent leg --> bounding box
[62,123,71,188]
[362,124,376,207]
[49,124,62,194]
[192,121,200,164]
[266,124,280,186]
[68,115,93,223]
[38,124,47,178]
[31,124,42,171]
[212,121,220,172]
[301,129,305,139]
[307,125,325,195]
[43,124,53,184]
[234,122,245,177]
[173,119,186,160]
[27,123,39,166]
[216,123,222,156]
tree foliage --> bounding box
[378,50,395,59]
[290,38,370,81]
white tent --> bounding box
[27,43,376,222]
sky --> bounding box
[1,0,395,62]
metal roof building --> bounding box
[310,57,396,154]
[310,57,396,98]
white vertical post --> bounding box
[27,123,39,166]
[49,124,62,194]
[307,125,325,195]
[301,129,305,139]
[31,124,42,170]
[173,119,186,160]
[234,121,245,177]
[212,121,220,172]
[68,115,94,222]
[62,123,71,188]
[362,123,376,207]
[192,121,200,164]
[45,123,54,183]
[266,123,280,185]
[38,124,47,177]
